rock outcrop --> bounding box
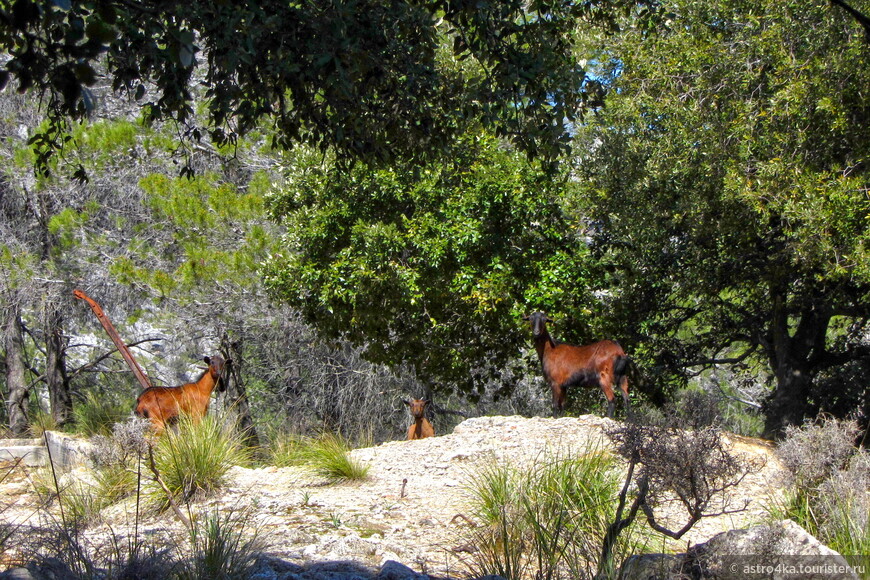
[620,520,860,580]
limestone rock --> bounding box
[619,520,859,580]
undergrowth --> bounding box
[769,415,870,557]
[268,431,370,482]
[462,445,648,580]
[13,415,263,579]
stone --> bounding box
[619,520,859,580]
[377,560,428,579]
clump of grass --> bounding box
[268,431,369,482]
[463,446,646,580]
[302,433,370,482]
[267,430,309,467]
[29,409,59,437]
[176,508,264,580]
[93,463,138,506]
[73,391,133,437]
[149,414,251,508]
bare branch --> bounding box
[830,0,870,40]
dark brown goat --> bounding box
[524,312,630,418]
[404,398,435,440]
[134,355,229,433]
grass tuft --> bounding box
[148,414,251,508]
[462,446,647,580]
[176,507,264,580]
[268,431,369,482]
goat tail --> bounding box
[613,355,632,411]
[613,355,630,381]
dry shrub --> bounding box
[776,415,859,487]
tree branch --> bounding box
[830,0,870,40]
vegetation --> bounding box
[771,416,870,556]
[0,0,649,175]
[572,0,870,437]
[269,431,370,482]
[149,414,251,507]
[2,0,870,575]
[463,447,647,580]
[72,392,133,437]
[263,132,595,398]
[177,508,264,580]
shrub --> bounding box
[773,416,869,556]
[777,415,859,487]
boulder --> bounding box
[620,520,859,580]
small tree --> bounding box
[597,412,761,577]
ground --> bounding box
[0,415,785,579]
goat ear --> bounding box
[522,314,530,321]
[424,399,432,405]
[203,356,211,365]
[402,399,410,406]
[545,317,554,323]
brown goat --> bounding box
[404,398,435,440]
[134,355,229,432]
[524,312,630,418]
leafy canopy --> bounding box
[263,133,599,396]
[572,0,870,433]
[0,0,657,174]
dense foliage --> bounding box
[0,0,655,175]
[573,0,870,435]
[263,133,603,398]
[3,0,870,440]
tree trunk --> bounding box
[763,357,812,439]
[221,333,259,448]
[762,293,830,439]
[4,307,29,436]
[45,307,73,427]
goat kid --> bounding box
[524,312,630,418]
[404,398,435,440]
[134,355,229,433]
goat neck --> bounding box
[532,326,558,361]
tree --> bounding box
[263,132,604,398]
[0,0,652,175]
[2,300,29,436]
[598,412,757,578]
[572,0,870,437]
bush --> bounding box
[777,415,859,487]
[773,416,869,556]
